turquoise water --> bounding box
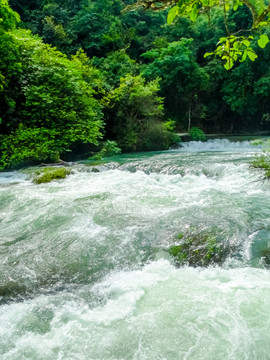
[0,140,270,359]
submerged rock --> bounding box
[39,160,72,167]
[261,248,270,266]
[168,230,231,267]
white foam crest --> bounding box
[1,261,270,359]
[173,139,262,152]
[0,171,29,185]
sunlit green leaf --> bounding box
[258,34,269,49]
[204,52,213,58]
[224,60,232,70]
[167,6,179,25]
[190,4,198,22]
[247,50,258,61]
[242,40,250,47]
[240,50,247,62]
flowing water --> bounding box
[1,139,270,360]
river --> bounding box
[0,139,270,359]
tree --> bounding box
[127,0,270,69]
[0,2,104,169]
[141,39,209,130]
[105,74,174,151]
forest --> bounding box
[0,0,270,169]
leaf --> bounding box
[247,50,258,61]
[190,4,198,22]
[258,22,268,27]
[167,6,179,25]
[224,61,232,70]
[242,40,250,47]
[240,50,247,62]
[225,1,230,11]
[218,37,227,44]
[204,52,213,58]
[258,34,269,49]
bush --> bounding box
[189,127,206,141]
[91,140,121,160]
[139,122,181,151]
[106,74,164,151]
[252,155,270,178]
[33,167,72,184]
[0,126,62,170]
[0,28,104,170]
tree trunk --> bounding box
[188,99,192,132]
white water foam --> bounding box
[1,260,270,360]
[1,148,270,359]
[172,139,262,152]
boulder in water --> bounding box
[168,231,230,267]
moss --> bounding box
[177,233,184,240]
[33,167,72,184]
[168,231,227,267]
[251,155,270,178]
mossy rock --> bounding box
[168,231,228,267]
[251,155,270,178]
[33,167,72,184]
[261,248,270,266]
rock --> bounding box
[39,160,72,167]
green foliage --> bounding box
[3,0,270,157]
[189,127,206,141]
[204,35,258,70]
[258,34,269,48]
[163,0,270,69]
[163,119,176,131]
[139,122,181,151]
[252,154,270,178]
[0,125,62,170]
[106,74,166,151]
[0,24,103,169]
[167,6,179,25]
[91,140,121,160]
[92,50,138,88]
[0,0,20,31]
[142,40,209,127]
[32,167,72,184]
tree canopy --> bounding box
[0,0,270,169]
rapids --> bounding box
[0,139,270,359]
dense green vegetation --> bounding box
[1,0,270,169]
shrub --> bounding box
[189,127,206,141]
[0,126,62,170]
[251,155,270,178]
[139,122,181,151]
[91,140,121,160]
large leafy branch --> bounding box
[125,0,270,69]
